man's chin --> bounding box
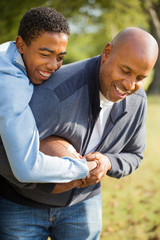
[106,95,123,103]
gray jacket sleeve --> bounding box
[106,93,147,179]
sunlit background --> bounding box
[1,0,160,94]
[0,0,160,239]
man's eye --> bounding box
[121,68,130,74]
[137,76,145,81]
[40,53,49,57]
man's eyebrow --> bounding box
[38,47,67,55]
[121,64,133,71]
[121,64,147,78]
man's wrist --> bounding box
[106,155,112,171]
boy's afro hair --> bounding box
[18,6,70,45]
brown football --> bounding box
[40,136,97,171]
[40,136,81,159]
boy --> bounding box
[0,7,92,184]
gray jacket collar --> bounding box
[88,55,128,124]
[111,99,127,123]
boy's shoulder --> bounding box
[0,41,18,65]
[0,41,26,76]
[0,41,15,53]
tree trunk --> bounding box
[145,1,160,94]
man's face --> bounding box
[16,32,68,84]
[99,42,154,102]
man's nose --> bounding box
[122,77,135,92]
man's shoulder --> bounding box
[126,88,147,112]
[129,88,147,102]
[62,55,100,71]
[135,87,146,98]
[56,55,100,81]
[41,55,100,90]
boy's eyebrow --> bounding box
[38,47,67,55]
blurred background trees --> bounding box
[0,0,159,94]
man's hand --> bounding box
[40,136,111,193]
[51,153,111,193]
[79,152,111,188]
[52,160,98,193]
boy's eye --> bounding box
[57,57,64,61]
[40,53,50,57]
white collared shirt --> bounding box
[85,91,113,154]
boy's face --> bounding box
[16,32,69,84]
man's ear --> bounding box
[101,42,112,62]
[16,36,26,54]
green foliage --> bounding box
[65,0,149,62]
[0,0,149,60]
[64,0,149,62]
[64,30,108,63]
[0,0,46,43]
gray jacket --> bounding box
[0,55,147,207]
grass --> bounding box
[101,95,160,240]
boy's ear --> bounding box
[101,42,112,63]
[16,36,26,54]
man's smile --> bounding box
[115,86,132,98]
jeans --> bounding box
[0,193,102,240]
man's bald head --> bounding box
[111,27,158,66]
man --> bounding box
[0,27,158,239]
[0,6,94,187]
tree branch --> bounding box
[146,1,160,40]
